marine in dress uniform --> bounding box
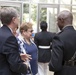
[34,21,54,75]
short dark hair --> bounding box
[0,7,19,25]
[40,21,47,31]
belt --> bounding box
[38,46,50,49]
[64,60,76,66]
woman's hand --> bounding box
[20,53,32,61]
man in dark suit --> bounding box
[34,21,54,75]
[49,10,76,75]
[0,7,28,75]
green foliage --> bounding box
[31,4,37,22]
[23,3,47,23]
[23,4,29,13]
[40,8,47,22]
[31,5,47,22]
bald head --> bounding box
[58,10,73,22]
[57,10,73,30]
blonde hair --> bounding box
[20,22,33,34]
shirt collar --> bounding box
[62,24,72,30]
[8,26,13,33]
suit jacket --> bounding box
[49,26,76,75]
[34,31,54,62]
[0,25,27,75]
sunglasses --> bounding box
[27,30,33,33]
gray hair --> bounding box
[0,7,19,25]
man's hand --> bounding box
[23,61,30,69]
[20,53,32,61]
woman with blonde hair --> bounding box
[17,22,38,75]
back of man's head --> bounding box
[58,10,73,25]
[0,7,19,25]
[40,21,47,31]
[57,10,73,30]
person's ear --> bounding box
[60,18,64,23]
[12,17,16,23]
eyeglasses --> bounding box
[27,30,33,33]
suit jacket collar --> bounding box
[3,25,11,31]
[2,25,13,35]
[62,26,74,31]
[57,26,74,35]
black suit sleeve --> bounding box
[49,36,64,72]
[2,36,27,74]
